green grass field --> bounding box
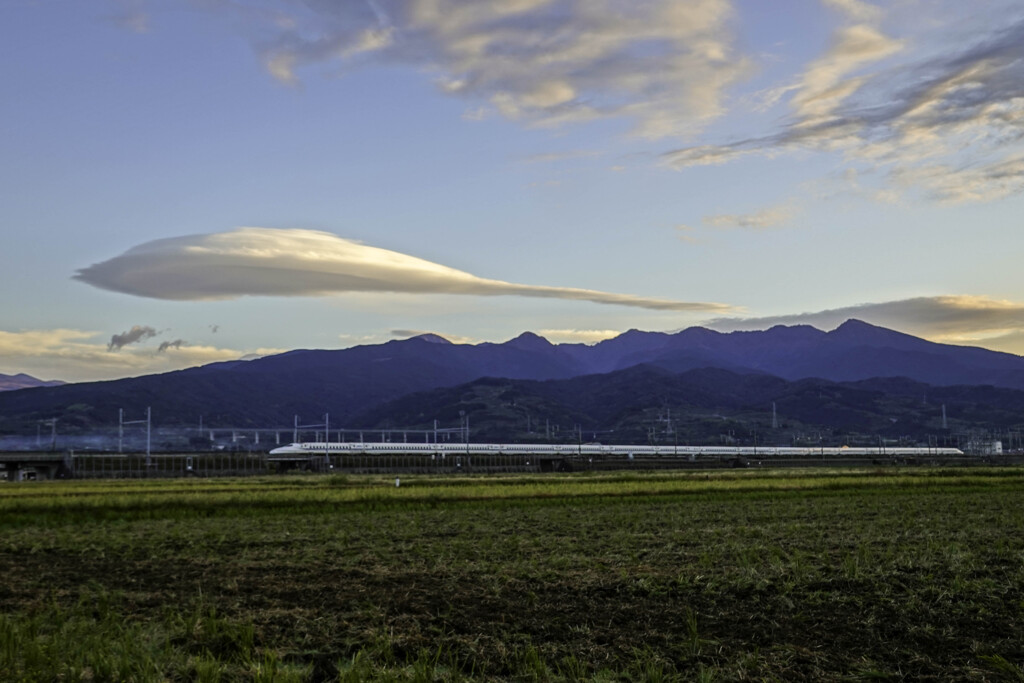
[2,469,1023,681]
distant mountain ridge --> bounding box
[0,373,64,392]
[1,319,1023,431]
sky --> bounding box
[2,0,1024,382]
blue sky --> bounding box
[3,0,1024,381]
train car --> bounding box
[269,442,964,457]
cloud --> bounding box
[107,325,158,351]
[789,23,902,125]
[663,142,760,168]
[663,12,1024,204]
[227,0,748,139]
[822,0,883,25]
[337,332,389,345]
[705,295,1024,353]
[536,328,621,344]
[674,203,798,243]
[461,106,490,121]
[891,155,1024,204]
[108,0,149,33]
[520,150,602,164]
[157,339,186,353]
[702,202,798,229]
[75,227,732,313]
[0,328,285,383]
[664,9,905,167]
[0,329,104,369]
[112,11,149,34]
[674,224,699,244]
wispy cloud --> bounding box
[702,202,798,230]
[520,150,602,164]
[153,1,1024,205]
[223,0,748,139]
[790,23,902,126]
[663,9,1024,204]
[823,0,883,24]
[75,227,733,313]
[706,295,1024,353]
[674,202,799,243]
[108,0,149,34]
[891,155,1024,204]
[674,224,700,244]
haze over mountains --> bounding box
[1,320,1023,440]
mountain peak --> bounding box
[599,328,671,345]
[830,318,915,345]
[619,328,654,339]
[834,319,879,332]
[411,333,453,344]
[757,323,826,342]
[504,331,554,351]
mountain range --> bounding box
[1,320,1022,441]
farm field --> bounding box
[1,469,1023,681]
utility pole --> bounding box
[120,408,151,463]
[324,413,331,466]
[660,407,673,435]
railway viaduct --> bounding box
[0,452,73,481]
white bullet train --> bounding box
[269,442,964,457]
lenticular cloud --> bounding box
[74,227,729,312]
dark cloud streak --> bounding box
[157,339,186,353]
[107,325,158,351]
